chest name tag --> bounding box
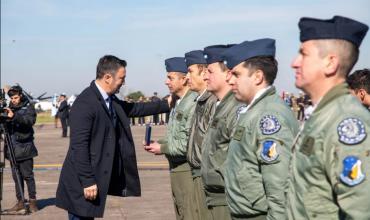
[233,126,245,141]
[300,136,315,156]
[176,112,183,121]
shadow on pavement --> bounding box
[37,197,56,210]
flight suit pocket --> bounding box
[303,187,338,218]
[300,136,315,156]
[236,167,267,212]
[173,112,187,140]
[211,148,228,171]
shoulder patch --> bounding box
[260,140,279,162]
[337,118,366,145]
[340,156,365,186]
[236,104,248,120]
[259,115,281,135]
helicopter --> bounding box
[3,84,52,105]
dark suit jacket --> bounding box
[56,81,169,217]
[57,100,69,119]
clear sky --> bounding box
[1,0,369,98]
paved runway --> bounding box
[0,124,176,220]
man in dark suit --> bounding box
[151,92,161,125]
[55,55,170,219]
[57,94,69,137]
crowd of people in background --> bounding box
[125,93,171,126]
[126,90,315,126]
[46,68,370,130]
[48,68,370,131]
[281,91,313,121]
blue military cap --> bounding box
[299,15,369,48]
[184,50,207,67]
[203,44,234,64]
[222,38,276,70]
[165,57,188,74]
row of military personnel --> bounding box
[144,15,370,220]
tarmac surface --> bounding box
[0,124,176,220]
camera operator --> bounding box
[3,85,38,214]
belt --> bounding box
[231,213,267,220]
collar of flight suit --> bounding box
[196,90,214,102]
[215,90,235,109]
[313,82,350,114]
[181,89,194,102]
[175,89,191,106]
[247,86,276,111]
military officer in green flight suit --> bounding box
[145,57,198,220]
[285,15,370,220]
[222,38,299,220]
[201,44,246,220]
[185,49,218,220]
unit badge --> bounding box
[337,118,366,145]
[340,156,365,186]
[260,140,279,162]
[259,115,281,135]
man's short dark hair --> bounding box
[347,68,370,93]
[243,56,278,85]
[96,55,127,79]
[7,85,23,97]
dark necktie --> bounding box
[107,96,117,127]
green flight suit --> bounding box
[187,90,218,171]
[286,83,370,220]
[201,91,246,220]
[187,90,218,220]
[225,86,299,220]
[159,90,197,220]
